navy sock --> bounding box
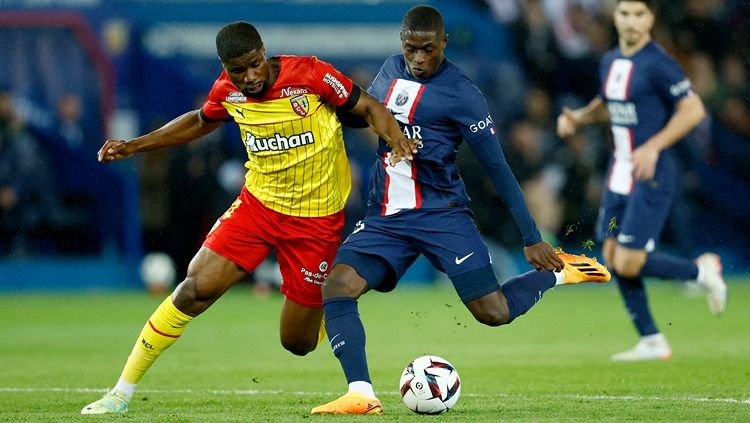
[641,252,698,280]
[323,297,370,384]
[614,272,658,336]
[500,270,556,322]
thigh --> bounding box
[619,183,674,251]
[602,237,618,266]
[450,264,499,303]
[412,209,492,278]
[335,215,421,292]
[279,297,324,347]
[612,243,648,275]
[203,191,274,273]
[172,246,249,316]
[274,211,345,308]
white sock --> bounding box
[348,381,375,398]
[696,260,706,283]
[113,379,136,401]
[641,333,667,345]
[553,271,565,285]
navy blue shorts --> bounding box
[335,208,498,302]
[596,181,674,251]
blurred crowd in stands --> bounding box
[1,0,748,277]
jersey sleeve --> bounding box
[453,81,497,145]
[467,133,542,246]
[310,57,357,108]
[651,53,693,107]
[201,72,233,122]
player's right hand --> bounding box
[387,138,420,165]
[524,241,565,272]
[98,139,137,163]
[556,107,578,138]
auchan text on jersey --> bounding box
[245,131,315,152]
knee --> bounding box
[172,277,215,316]
[322,265,367,300]
[612,257,644,278]
[472,307,510,327]
[281,337,317,356]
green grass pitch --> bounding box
[1,279,749,422]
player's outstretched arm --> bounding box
[97,109,223,163]
[556,97,608,138]
[348,90,419,164]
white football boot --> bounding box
[695,253,727,315]
[81,389,129,414]
[611,333,672,362]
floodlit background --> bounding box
[0,0,748,290]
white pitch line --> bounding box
[0,387,748,405]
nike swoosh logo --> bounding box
[455,252,474,265]
[329,333,340,346]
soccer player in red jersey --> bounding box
[81,21,417,415]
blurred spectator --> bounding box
[510,0,560,93]
[503,120,548,183]
[673,0,725,61]
[0,87,59,256]
[55,93,86,151]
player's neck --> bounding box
[267,57,281,88]
[619,36,651,57]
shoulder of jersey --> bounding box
[211,72,246,102]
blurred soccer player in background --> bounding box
[311,5,610,415]
[556,0,727,362]
[81,21,417,415]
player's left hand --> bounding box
[524,241,564,272]
[632,144,660,180]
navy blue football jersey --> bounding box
[366,55,497,215]
[599,41,693,195]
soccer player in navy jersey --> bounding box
[556,0,727,362]
[311,5,610,415]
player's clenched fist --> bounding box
[556,107,579,138]
[98,139,137,163]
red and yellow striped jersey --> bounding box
[202,56,356,217]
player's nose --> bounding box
[413,51,427,64]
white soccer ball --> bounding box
[140,252,176,295]
[399,355,461,414]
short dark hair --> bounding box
[616,0,656,11]
[401,5,444,36]
[216,21,263,62]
